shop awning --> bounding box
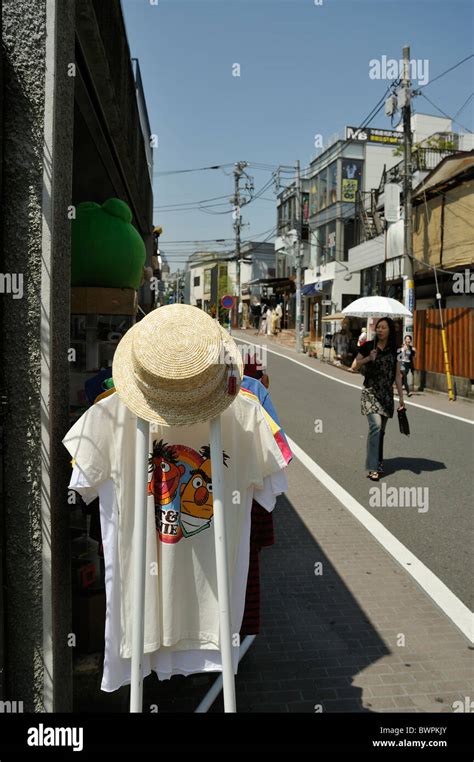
[321,312,345,322]
[245,276,296,295]
[301,281,331,296]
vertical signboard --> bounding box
[341,159,363,202]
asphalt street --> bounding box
[236,332,474,611]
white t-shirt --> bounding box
[69,466,287,691]
[63,392,287,663]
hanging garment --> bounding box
[69,466,287,691]
[238,376,292,636]
[239,500,275,636]
[63,391,287,662]
[239,376,292,466]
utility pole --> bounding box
[232,162,245,328]
[231,162,253,329]
[402,45,415,336]
[295,160,303,353]
[175,269,180,304]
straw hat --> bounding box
[112,304,243,426]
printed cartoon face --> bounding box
[148,440,185,506]
[179,458,213,535]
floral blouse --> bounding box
[358,340,397,418]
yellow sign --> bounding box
[342,178,359,203]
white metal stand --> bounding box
[129,414,237,712]
[130,416,150,712]
[209,415,236,712]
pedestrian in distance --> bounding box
[271,307,279,335]
[357,327,368,347]
[251,300,262,333]
[258,303,268,335]
[353,317,405,481]
[398,334,417,397]
[274,302,283,333]
[266,305,273,336]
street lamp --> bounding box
[335,261,353,281]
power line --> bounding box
[419,92,473,133]
[153,163,234,176]
[153,178,276,213]
[454,92,474,121]
[419,53,474,89]
[153,193,231,209]
[289,81,400,183]
[159,227,277,245]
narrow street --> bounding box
[235,330,474,611]
[2,0,473,749]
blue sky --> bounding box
[121,0,473,273]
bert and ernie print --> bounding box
[147,439,229,543]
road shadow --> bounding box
[383,457,447,476]
[208,493,390,713]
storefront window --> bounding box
[361,265,384,296]
[302,193,309,223]
[316,224,326,267]
[317,168,327,211]
[326,220,337,262]
[341,159,363,203]
[309,181,317,216]
[327,162,337,205]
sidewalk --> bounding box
[225,458,473,713]
[75,456,473,713]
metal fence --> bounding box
[414,307,474,380]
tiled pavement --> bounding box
[75,457,473,713]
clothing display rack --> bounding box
[129,415,237,713]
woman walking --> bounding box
[354,317,405,481]
[399,334,416,397]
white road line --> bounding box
[237,337,474,425]
[287,435,474,643]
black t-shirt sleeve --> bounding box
[358,340,374,358]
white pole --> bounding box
[194,635,255,713]
[209,415,236,712]
[130,416,150,712]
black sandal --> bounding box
[367,471,380,481]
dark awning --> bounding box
[301,281,330,296]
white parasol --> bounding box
[342,296,412,319]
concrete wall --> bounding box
[2,0,75,710]
[364,144,400,193]
[412,113,452,143]
[331,272,361,312]
[415,371,472,399]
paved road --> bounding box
[236,332,474,610]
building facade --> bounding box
[1,0,153,711]
[186,242,275,321]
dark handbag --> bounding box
[398,407,410,436]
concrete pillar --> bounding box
[2,0,75,711]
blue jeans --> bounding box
[366,413,388,471]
